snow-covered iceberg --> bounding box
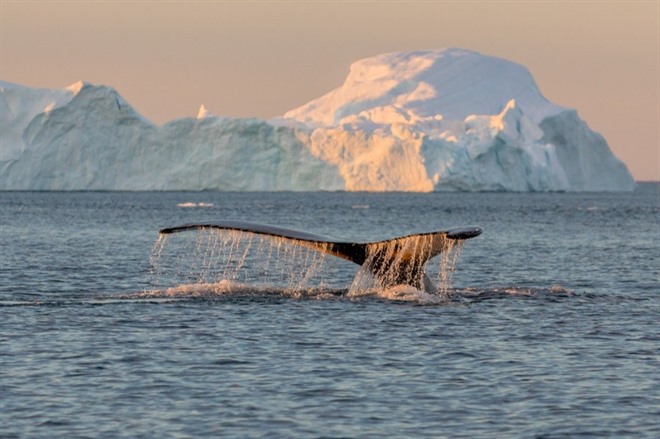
[0,48,634,191]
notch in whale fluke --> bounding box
[158,220,482,291]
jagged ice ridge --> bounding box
[0,48,634,191]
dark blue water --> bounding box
[1,186,658,438]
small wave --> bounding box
[176,202,214,208]
[132,280,248,298]
[122,280,346,301]
[349,284,449,304]
[549,284,574,294]
[0,300,45,307]
[120,283,575,304]
[127,282,457,304]
[453,285,575,302]
[0,284,575,307]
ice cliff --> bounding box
[0,81,341,190]
[0,48,635,191]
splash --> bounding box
[436,239,463,295]
[149,228,349,294]
[348,234,463,297]
[149,227,466,298]
[129,280,346,301]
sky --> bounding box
[1,1,658,181]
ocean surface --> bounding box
[1,186,658,438]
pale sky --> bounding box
[1,1,658,181]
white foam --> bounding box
[379,285,448,304]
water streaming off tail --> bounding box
[149,229,354,295]
[149,228,465,298]
[437,239,464,295]
[348,234,463,296]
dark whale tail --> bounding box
[159,220,482,291]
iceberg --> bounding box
[0,48,634,191]
[0,81,342,190]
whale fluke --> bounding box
[159,220,482,291]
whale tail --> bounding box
[159,220,482,291]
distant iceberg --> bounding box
[0,49,635,191]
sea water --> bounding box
[1,187,658,438]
